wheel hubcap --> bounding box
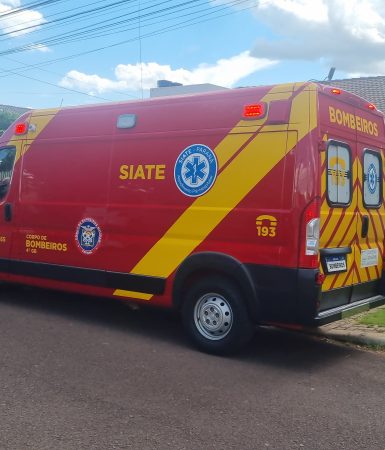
[194,293,233,340]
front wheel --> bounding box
[181,277,255,355]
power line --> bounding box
[65,0,256,60]
[0,0,197,44]
[0,0,245,54]
[0,0,254,76]
[62,0,242,43]
[138,0,143,99]
[0,0,158,36]
[0,0,254,65]
[0,0,176,37]
[0,0,69,20]
[0,64,113,101]
[32,0,204,48]
[2,55,141,99]
[0,0,139,37]
[0,0,258,102]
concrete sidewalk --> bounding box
[312,305,385,348]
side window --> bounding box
[117,114,136,129]
[327,141,352,206]
[363,150,382,208]
[0,146,16,200]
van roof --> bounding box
[28,81,384,119]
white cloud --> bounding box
[258,0,328,23]
[59,51,277,94]
[212,0,385,75]
[60,70,128,95]
[60,0,385,96]
[0,0,45,36]
[1,0,19,7]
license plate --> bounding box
[325,255,347,273]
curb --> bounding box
[309,326,385,347]
[304,304,385,348]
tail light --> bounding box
[299,198,321,268]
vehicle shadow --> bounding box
[0,283,184,338]
[0,284,363,370]
[240,326,358,371]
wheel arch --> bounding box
[172,252,259,322]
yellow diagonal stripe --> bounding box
[6,109,60,163]
[131,131,290,278]
[114,84,318,298]
[113,290,152,300]
[217,83,305,165]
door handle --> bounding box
[361,215,369,238]
[4,203,12,222]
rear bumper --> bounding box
[244,263,385,326]
[314,295,385,326]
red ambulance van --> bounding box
[1,81,385,354]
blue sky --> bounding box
[1,0,385,109]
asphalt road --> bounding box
[0,285,385,450]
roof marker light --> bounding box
[15,122,28,135]
[243,103,266,118]
[331,88,341,95]
[367,103,376,111]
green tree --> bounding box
[0,111,20,135]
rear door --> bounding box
[319,95,385,310]
[320,138,356,309]
[351,118,385,301]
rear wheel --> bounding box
[181,277,255,355]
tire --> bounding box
[181,276,255,355]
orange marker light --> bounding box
[15,122,28,135]
[316,272,326,286]
[331,88,341,95]
[367,103,376,110]
[243,103,266,118]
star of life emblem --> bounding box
[367,163,377,194]
[174,144,217,197]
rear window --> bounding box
[327,141,352,206]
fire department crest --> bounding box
[174,144,218,197]
[76,218,102,255]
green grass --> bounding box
[358,308,385,327]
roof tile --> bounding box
[323,76,385,113]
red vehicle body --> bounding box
[1,81,385,353]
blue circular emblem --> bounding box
[368,163,377,194]
[75,218,102,255]
[174,144,218,197]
